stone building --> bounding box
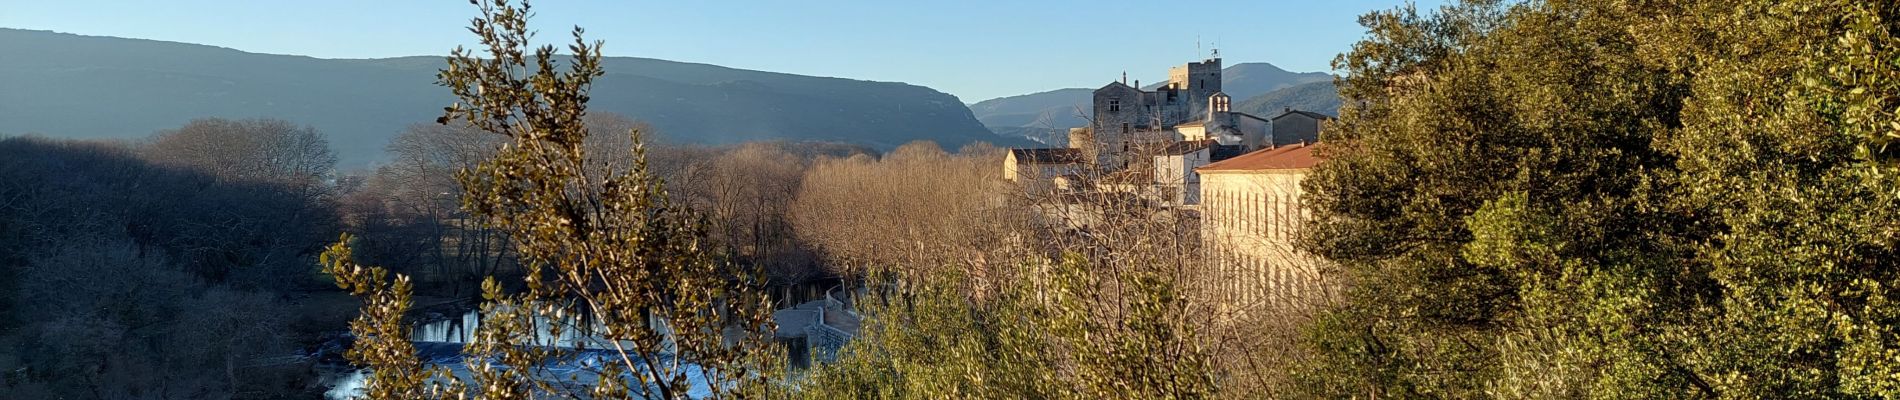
[1195,143,1327,314]
[1086,58,1225,169]
[1004,56,1331,209]
[1151,140,1246,207]
[1267,107,1330,146]
[1003,148,1085,195]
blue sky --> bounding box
[3,0,1441,102]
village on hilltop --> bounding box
[1004,55,1332,318]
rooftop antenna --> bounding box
[1197,35,1203,59]
[1210,45,1220,60]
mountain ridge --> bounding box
[0,28,1024,166]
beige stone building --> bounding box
[1195,143,1326,314]
[1004,148,1084,194]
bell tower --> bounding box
[1208,92,1231,121]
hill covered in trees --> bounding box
[0,28,1022,166]
[1234,80,1341,118]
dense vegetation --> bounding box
[0,120,340,397]
[801,0,1900,398]
[1298,0,1900,397]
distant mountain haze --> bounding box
[0,29,1027,166]
[969,62,1339,145]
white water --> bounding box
[411,308,660,348]
[413,310,483,343]
[322,369,368,400]
[325,309,683,400]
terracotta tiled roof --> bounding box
[1196,142,1322,172]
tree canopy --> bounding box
[1299,0,1900,398]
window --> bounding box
[1108,99,1121,112]
[1122,123,1130,133]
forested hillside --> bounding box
[0,29,1020,166]
[1234,80,1341,117]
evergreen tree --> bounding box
[1300,0,1900,397]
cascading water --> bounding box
[413,310,483,343]
[325,308,684,399]
[409,308,622,347]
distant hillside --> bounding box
[967,88,1094,130]
[1139,62,1332,100]
[0,29,1023,166]
[1235,80,1342,117]
[972,62,1334,143]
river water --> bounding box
[322,309,703,399]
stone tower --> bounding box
[1169,57,1222,118]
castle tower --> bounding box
[1086,57,1227,169]
[1168,57,1223,123]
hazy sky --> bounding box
[3,0,1443,102]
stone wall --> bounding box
[1196,169,1324,314]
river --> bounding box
[321,309,710,399]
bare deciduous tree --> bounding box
[144,117,336,197]
[789,140,1017,280]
